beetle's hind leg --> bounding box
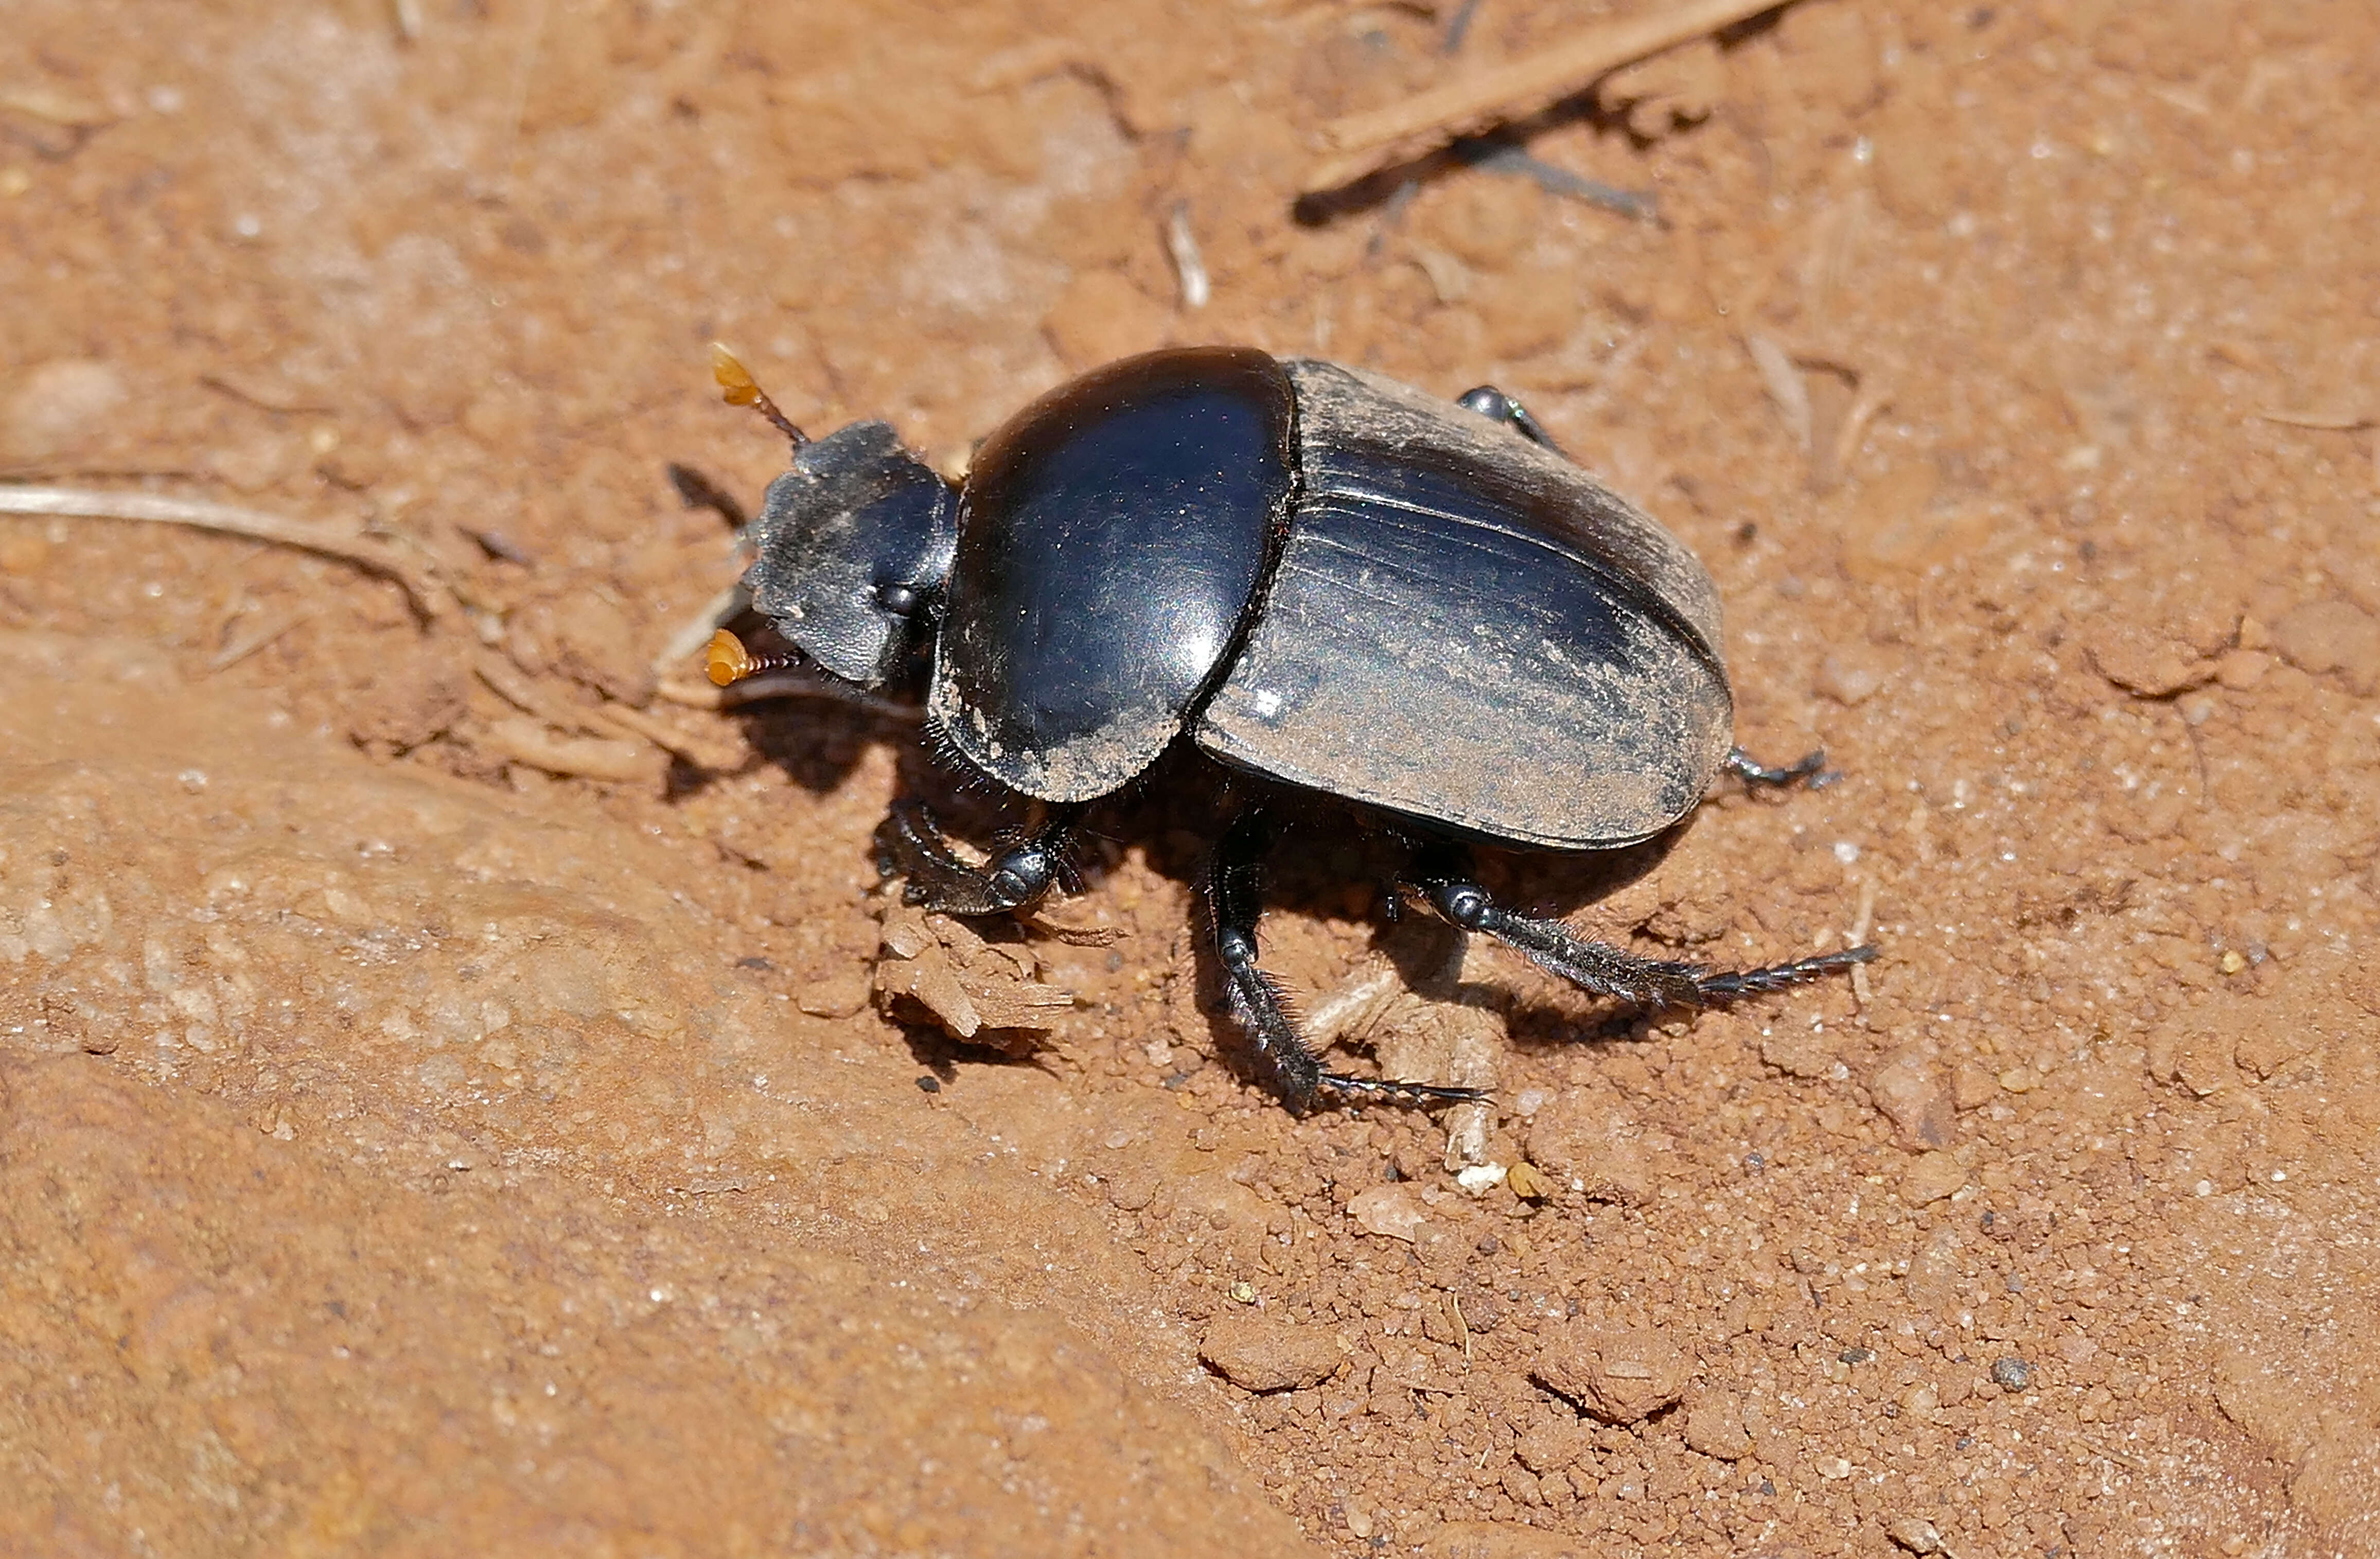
[1208,813,1485,1114]
[1404,844,1875,1013]
[887,800,1082,916]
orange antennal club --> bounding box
[707,628,804,687]
[710,343,808,447]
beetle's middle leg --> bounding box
[1208,813,1485,1113]
[1724,746,1836,791]
[1404,843,1875,1011]
[1455,384,1567,457]
[888,800,1083,916]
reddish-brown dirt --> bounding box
[4,1,2376,1554]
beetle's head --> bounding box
[740,421,959,689]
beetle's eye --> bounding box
[873,582,920,616]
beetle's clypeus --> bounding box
[711,346,1873,1112]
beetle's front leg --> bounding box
[887,801,1083,916]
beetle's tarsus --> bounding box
[1725,746,1837,791]
[1317,1073,1490,1106]
[1691,943,1876,1001]
[888,801,1079,916]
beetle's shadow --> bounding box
[1083,760,1700,1096]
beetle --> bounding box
[708,345,1874,1112]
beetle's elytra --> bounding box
[714,345,1873,1112]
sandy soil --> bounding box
[4,1,2377,1554]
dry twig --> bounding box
[2253,407,2370,431]
[1302,0,1792,194]
[0,484,453,621]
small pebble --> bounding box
[1533,1323,1686,1424]
[1682,1387,1754,1460]
[1347,1184,1429,1242]
[1199,1315,1342,1392]
[2270,598,2380,695]
[1514,1417,1588,1474]
[1505,1160,1554,1199]
[1901,1150,1966,1205]
[1455,1163,1506,1193]
[3,357,128,460]
[1816,649,1885,705]
[1868,1046,1956,1150]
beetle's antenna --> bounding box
[707,628,803,687]
[710,342,809,449]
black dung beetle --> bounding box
[710,345,1874,1112]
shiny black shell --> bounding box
[929,347,1295,800]
[929,348,1733,850]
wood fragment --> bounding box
[874,904,1075,1042]
[1022,913,1123,947]
[1848,879,1878,1011]
[1302,0,1791,193]
[1743,334,1812,454]
[475,649,606,735]
[2253,407,2371,432]
[1165,202,1211,310]
[205,605,317,674]
[0,86,115,128]
[477,649,741,769]
[1828,382,1893,487]
[0,484,452,621]
[585,697,735,768]
[196,372,338,416]
[471,714,665,784]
